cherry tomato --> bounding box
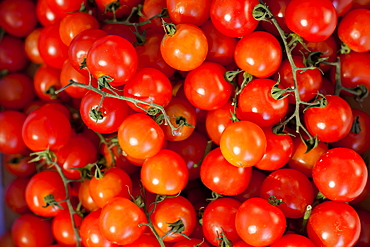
[24,28,45,64]
[331,0,353,16]
[138,0,169,35]
[33,64,67,101]
[78,179,99,212]
[232,168,267,202]
[205,101,233,145]
[52,210,83,247]
[3,154,36,177]
[60,59,90,99]
[356,208,370,247]
[270,234,316,247]
[260,0,291,36]
[46,0,87,18]
[95,0,142,19]
[36,0,61,27]
[5,177,30,214]
[0,111,28,155]
[0,35,28,72]
[166,0,212,26]
[172,238,211,247]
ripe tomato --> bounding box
[25,170,68,217]
[235,197,286,246]
[210,0,259,37]
[46,0,87,18]
[270,234,316,247]
[3,154,36,177]
[0,111,28,155]
[285,0,337,42]
[172,238,211,247]
[260,0,291,36]
[99,197,147,245]
[86,35,138,86]
[118,113,165,159]
[36,0,61,27]
[235,31,282,78]
[95,0,142,19]
[141,149,188,195]
[5,177,30,215]
[307,201,361,246]
[167,0,212,26]
[60,59,90,99]
[232,168,267,202]
[200,148,252,196]
[356,209,370,247]
[78,179,99,212]
[160,23,208,71]
[24,28,44,64]
[123,234,161,247]
[312,147,368,202]
[338,8,370,52]
[52,210,83,246]
[150,196,196,242]
[331,0,353,16]
[304,95,353,143]
[33,64,66,101]
[11,214,54,247]
[0,35,28,72]
[205,101,233,145]
[139,0,169,35]
[220,120,267,167]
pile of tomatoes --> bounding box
[1,0,370,246]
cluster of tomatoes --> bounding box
[1,0,370,246]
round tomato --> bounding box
[167,0,211,26]
[52,210,83,247]
[0,111,28,155]
[270,234,316,247]
[5,177,30,215]
[78,179,99,212]
[0,35,28,72]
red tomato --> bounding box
[184,62,233,111]
[304,95,353,143]
[95,0,142,19]
[235,31,282,78]
[356,208,370,247]
[210,0,259,37]
[24,28,44,64]
[5,177,30,214]
[78,179,99,212]
[99,197,147,245]
[150,196,196,242]
[11,214,54,247]
[200,148,252,196]
[89,167,133,208]
[270,234,316,247]
[36,0,61,27]
[312,147,368,202]
[235,197,286,246]
[141,149,188,195]
[220,120,267,167]
[0,35,28,72]
[331,0,353,16]
[338,8,370,52]
[260,0,291,36]
[167,0,212,26]
[25,170,68,217]
[117,113,165,159]
[52,210,83,247]
[160,23,208,71]
[3,154,36,177]
[172,238,211,247]
[0,111,28,155]
[307,201,361,246]
[33,64,66,101]
[86,35,138,86]
[46,0,87,18]
[118,234,160,247]
[138,0,169,35]
[285,0,337,42]
[232,168,267,202]
[60,59,90,99]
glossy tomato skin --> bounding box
[11,214,54,247]
[3,154,36,177]
[331,0,353,16]
[338,8,370,52]
[37,0,61,27]
[210,0,259,37]
[260,0,291,36]
[5,177,30,214]
[307,201,361,246]
[0,35,28,72]
[220,120,267,167]
[304,95,353,143]
[118,113,165,159]
[46,0,87,18]
[121,234,161,247]
[260,168,315,218]
[25,170,68,217]
[139,0,169,35]
[202,198,241,245]
[52,210,83,247]
[232,168,267,203]
[80,90,130,134]
[160,23,208,71]
[313,147,368,202]
[78,179,99,212]
[99,197,147,245]
[205,101,233,145]
[184,62,233,111]
[0,111,28,155]
[86,35,138,86]
[200,148,252,196]
[150,196,196,242]
[238,78,289,127]
[235,31,282,78]
[235,197,286,246]
[270,234,316,247]
[33,64,65,101]
[60,59,90,98]
[173,239,211,247]
[285,0,337,42]
[141,149,188,195]
[167,0,212,26]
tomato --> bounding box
[99,197,147,245]
[313,147,368,202]
[141,149,188,195]
[200,19,237,66]
[25,170,68,217]
[205,101,233,145]
[220,120,267,167]
[0,35,28,72]
[120,234,161,247]
[0,111,28,155]
[3,154,36,177]
[80,90,130,134]
[78,179,99,212]
[338,8,370,52]
[235,197,286,246]
[80,209,119,247]
[138,0,169,35]
[184,62,233,111]
[22,105,72,151]
[86,35,138,86]
[89,167,133,208]
[118,113,165,159]
[95,0,142,19]
[59,12,99,46]
[0,231,15,247]
[5,177,30,215]
[254,127,293,171]
[0,0,37,38]
[60,59,90,99]
[36,0,61,27]
[356,209,370,247]
[200,148,252,196]
[307,201,361,246]
[304,95,353,143]
[270,234,316,247]
[11,214,54,247]
[235,31,282,78]
[24,28,44,64]
[331,0,353,16]
[210,0,259,37]
[100,23,137,44]
[46,0,87,18]
[166,0,212,26]
[232,168,267,202]
[52,210,83,247]
[38,22,69,69]
[260,0,291,36]
[202,198,241,245]
[238,78,289,127]
[160,23,208,71]
[150,196,196,242]
[172,238,211,247]
[285,0,337,42]
[123,67,173,112]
